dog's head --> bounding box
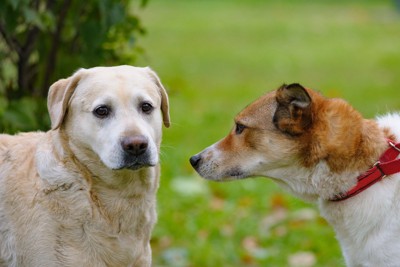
[190,83,375,201]
[190,84,311,179]
[48,65,170,171]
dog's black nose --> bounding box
[121,135,148,156]
[190,154,202,168]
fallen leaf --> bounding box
[288,251,316,267]
[271,193,288,210]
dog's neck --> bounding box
[316,118,390,200]
[266,118,392,202]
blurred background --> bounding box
[1,0,400,266]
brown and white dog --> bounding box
[190,83,400,267]
[0,66,170,266]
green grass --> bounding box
[135,1,400,266]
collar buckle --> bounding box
[374,161,387,179]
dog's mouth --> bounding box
[112,162,156,171]
[126,161,156,170]
[195,166,249,181]
[190,153,249,181]
[112,154,157,171]
[225,167,247,178]
[202,173,249,182]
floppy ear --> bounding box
[273,83,312,136]
[47,70,84,130]
[145,67,171,128]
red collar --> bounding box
[331,140,400,202]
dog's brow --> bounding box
[92,97,114,109]
[234,119,244,125]
[234,117,251,127]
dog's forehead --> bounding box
[235,91,277,125]
[75,67,159,100]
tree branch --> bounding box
[40,0,73,96]
[0,22,22,56]
[17,25,41,96]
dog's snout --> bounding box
[190,154,202,169]
[121,135,148,156]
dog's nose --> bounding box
[121,135,148,156]
[190,154,202,169]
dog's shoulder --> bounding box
[0,132,44,157]
[0,132,46,183]
[0,130,92,219]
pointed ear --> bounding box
[273,83,312,135]
[47,69,85,130]
[145,67,171,128]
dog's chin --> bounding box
[198,168,249,182]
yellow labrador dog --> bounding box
[0,66,170,267]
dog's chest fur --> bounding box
[51,195,156,266]
[48,187,157,266]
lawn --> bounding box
[135,1,400,266]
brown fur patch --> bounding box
[296,90,388,173]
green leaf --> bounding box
[0,97,8,116]
[39,10,56,31]
[7,0,21,10]
[22,7,44,30]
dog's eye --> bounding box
[235,123,246,135]
[141,102,153,114]
[93,105,110,118]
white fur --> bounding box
[378,113,400,138]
